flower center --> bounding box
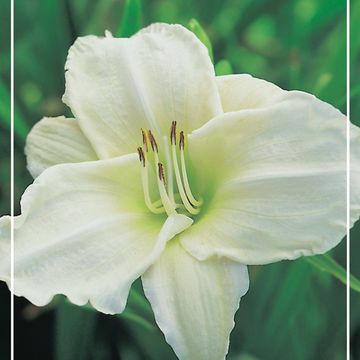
[137,121,202,217]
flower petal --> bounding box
[0,155,192,314]
[142,240,249,360]
[181,90,358,264]
[25,116,98,178]
[216,74,284,112]
[63,23,222,158]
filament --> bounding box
[157,162,176,216]
[180,146,202,206]
[138,147,165,214]
[171,144,200,215]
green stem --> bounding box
[305,253,360,292]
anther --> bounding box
[170,121,177,145]
[141,129,148,152]
[137,147,145,167]
[148,130,158,152]
[179,131,185,150]
[158,162,166,184]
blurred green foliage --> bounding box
[1,0,359,359]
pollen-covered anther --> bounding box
[179,131,185,150]
[137,147,145,167]
[148,130,158,152]
[170,121,177,145]
[141,128,149,152]
[158,162,166,184]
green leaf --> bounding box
[67,301,155,333]
[55,299,98,360]
[66,284,155,332]
[117,0,142,37]
[126,317,177,360]
[187,18,214,63]
[215,59,233,75]
[116,282,155,332]
[118,309,156,333]
[239,260,331,359]
[305,253,360,292]
[127,284,153,315]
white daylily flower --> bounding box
[1,23,359,360]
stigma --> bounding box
[137,123,202,217]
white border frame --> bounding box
[346,0,351,358]
[9,0,351,359]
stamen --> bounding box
[137,126,201,217]
[179,135,202,206]
[171,132,200,215]
[158,162,166,184]
[163,136,175,203]
[170,121,177,145]
[141,129,149,152]
[148,130,158,153]
[138,147,165,214]
[179,131,185,150]
[137,147,145,167]
[153,197,183,210]
[148,132,174,205]
[157,162,176,215]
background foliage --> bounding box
[0,0,359,359]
